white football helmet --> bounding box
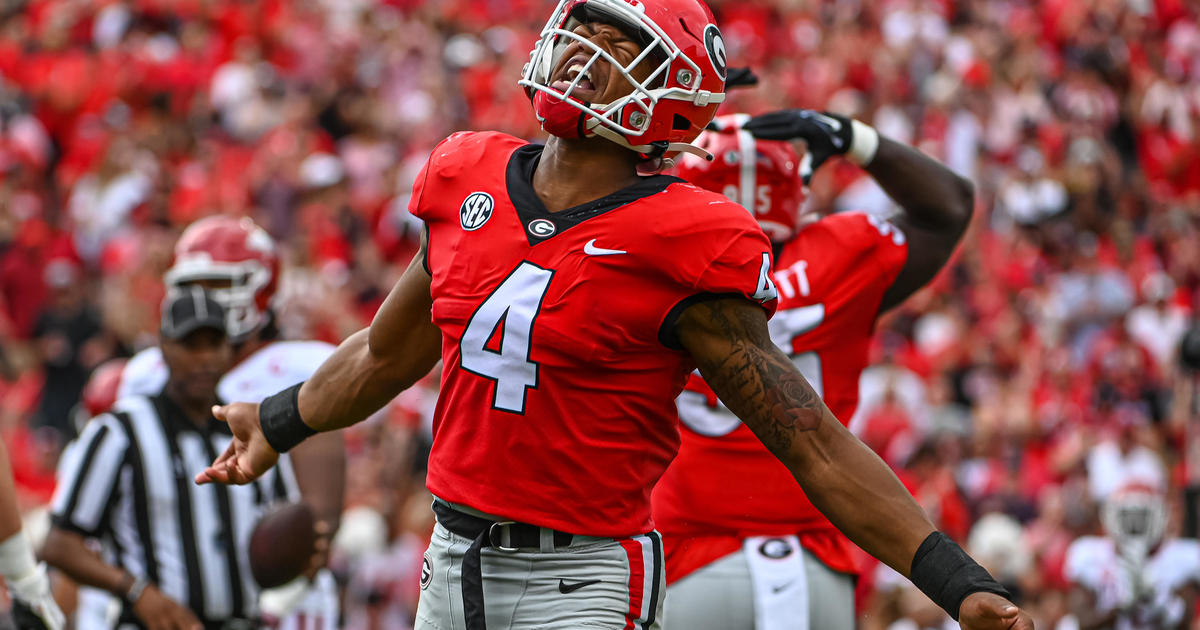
[1101,483,1167,554]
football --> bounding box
[248,502,317,589]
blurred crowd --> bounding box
[2,0,1200,628]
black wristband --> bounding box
[909,531,1012,621]
[259,383,316,453]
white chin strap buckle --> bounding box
[669,142,713,161]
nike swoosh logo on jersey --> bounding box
[584,239,626,256]
[558,579,602,594]
[771,580,796,594]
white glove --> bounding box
[258,576,311,625]
[8,563,65,630]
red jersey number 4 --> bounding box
[460,262,555,414]
[753,253,777,303]
[462,254,774,415]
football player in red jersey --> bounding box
[654,110,974,629]
[197,1,1031,629]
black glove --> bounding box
[724,67,759,90]
[742,109,855,183]
[11,598,53,630]
[7,565,64,630]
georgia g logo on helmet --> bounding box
[703,24,727,81]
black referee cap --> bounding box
[161,287,227,340]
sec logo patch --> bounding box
[461,192,494,231]
[420,554,433,590]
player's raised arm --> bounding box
[742,109,974,310]
[196,237,442,485]
[675,296,1032,630]
[298,235,442,431]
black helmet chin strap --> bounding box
[640,140,670,161]
[633,141,669,176]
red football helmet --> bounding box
[81,358,128,418]
[163,216,280,340]
[675,114,805,242]
[520,0,728,161]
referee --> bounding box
[42,288,297,630]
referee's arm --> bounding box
[43,526,202,630]
[44,415,204,630]
[41,415,130,594]
[41,530,129,598]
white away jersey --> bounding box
[119,340,336,403]
[1064,536,1200,629]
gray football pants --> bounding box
[415,521,665,629]
[663,545,855,630]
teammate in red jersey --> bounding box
[196,1,1031,628]
[654,110,972,629]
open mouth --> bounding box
[551,53,601,100]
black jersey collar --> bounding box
[505,144,682,246]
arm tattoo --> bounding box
[682,299,824,454]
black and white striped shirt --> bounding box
[50,393,298,625]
